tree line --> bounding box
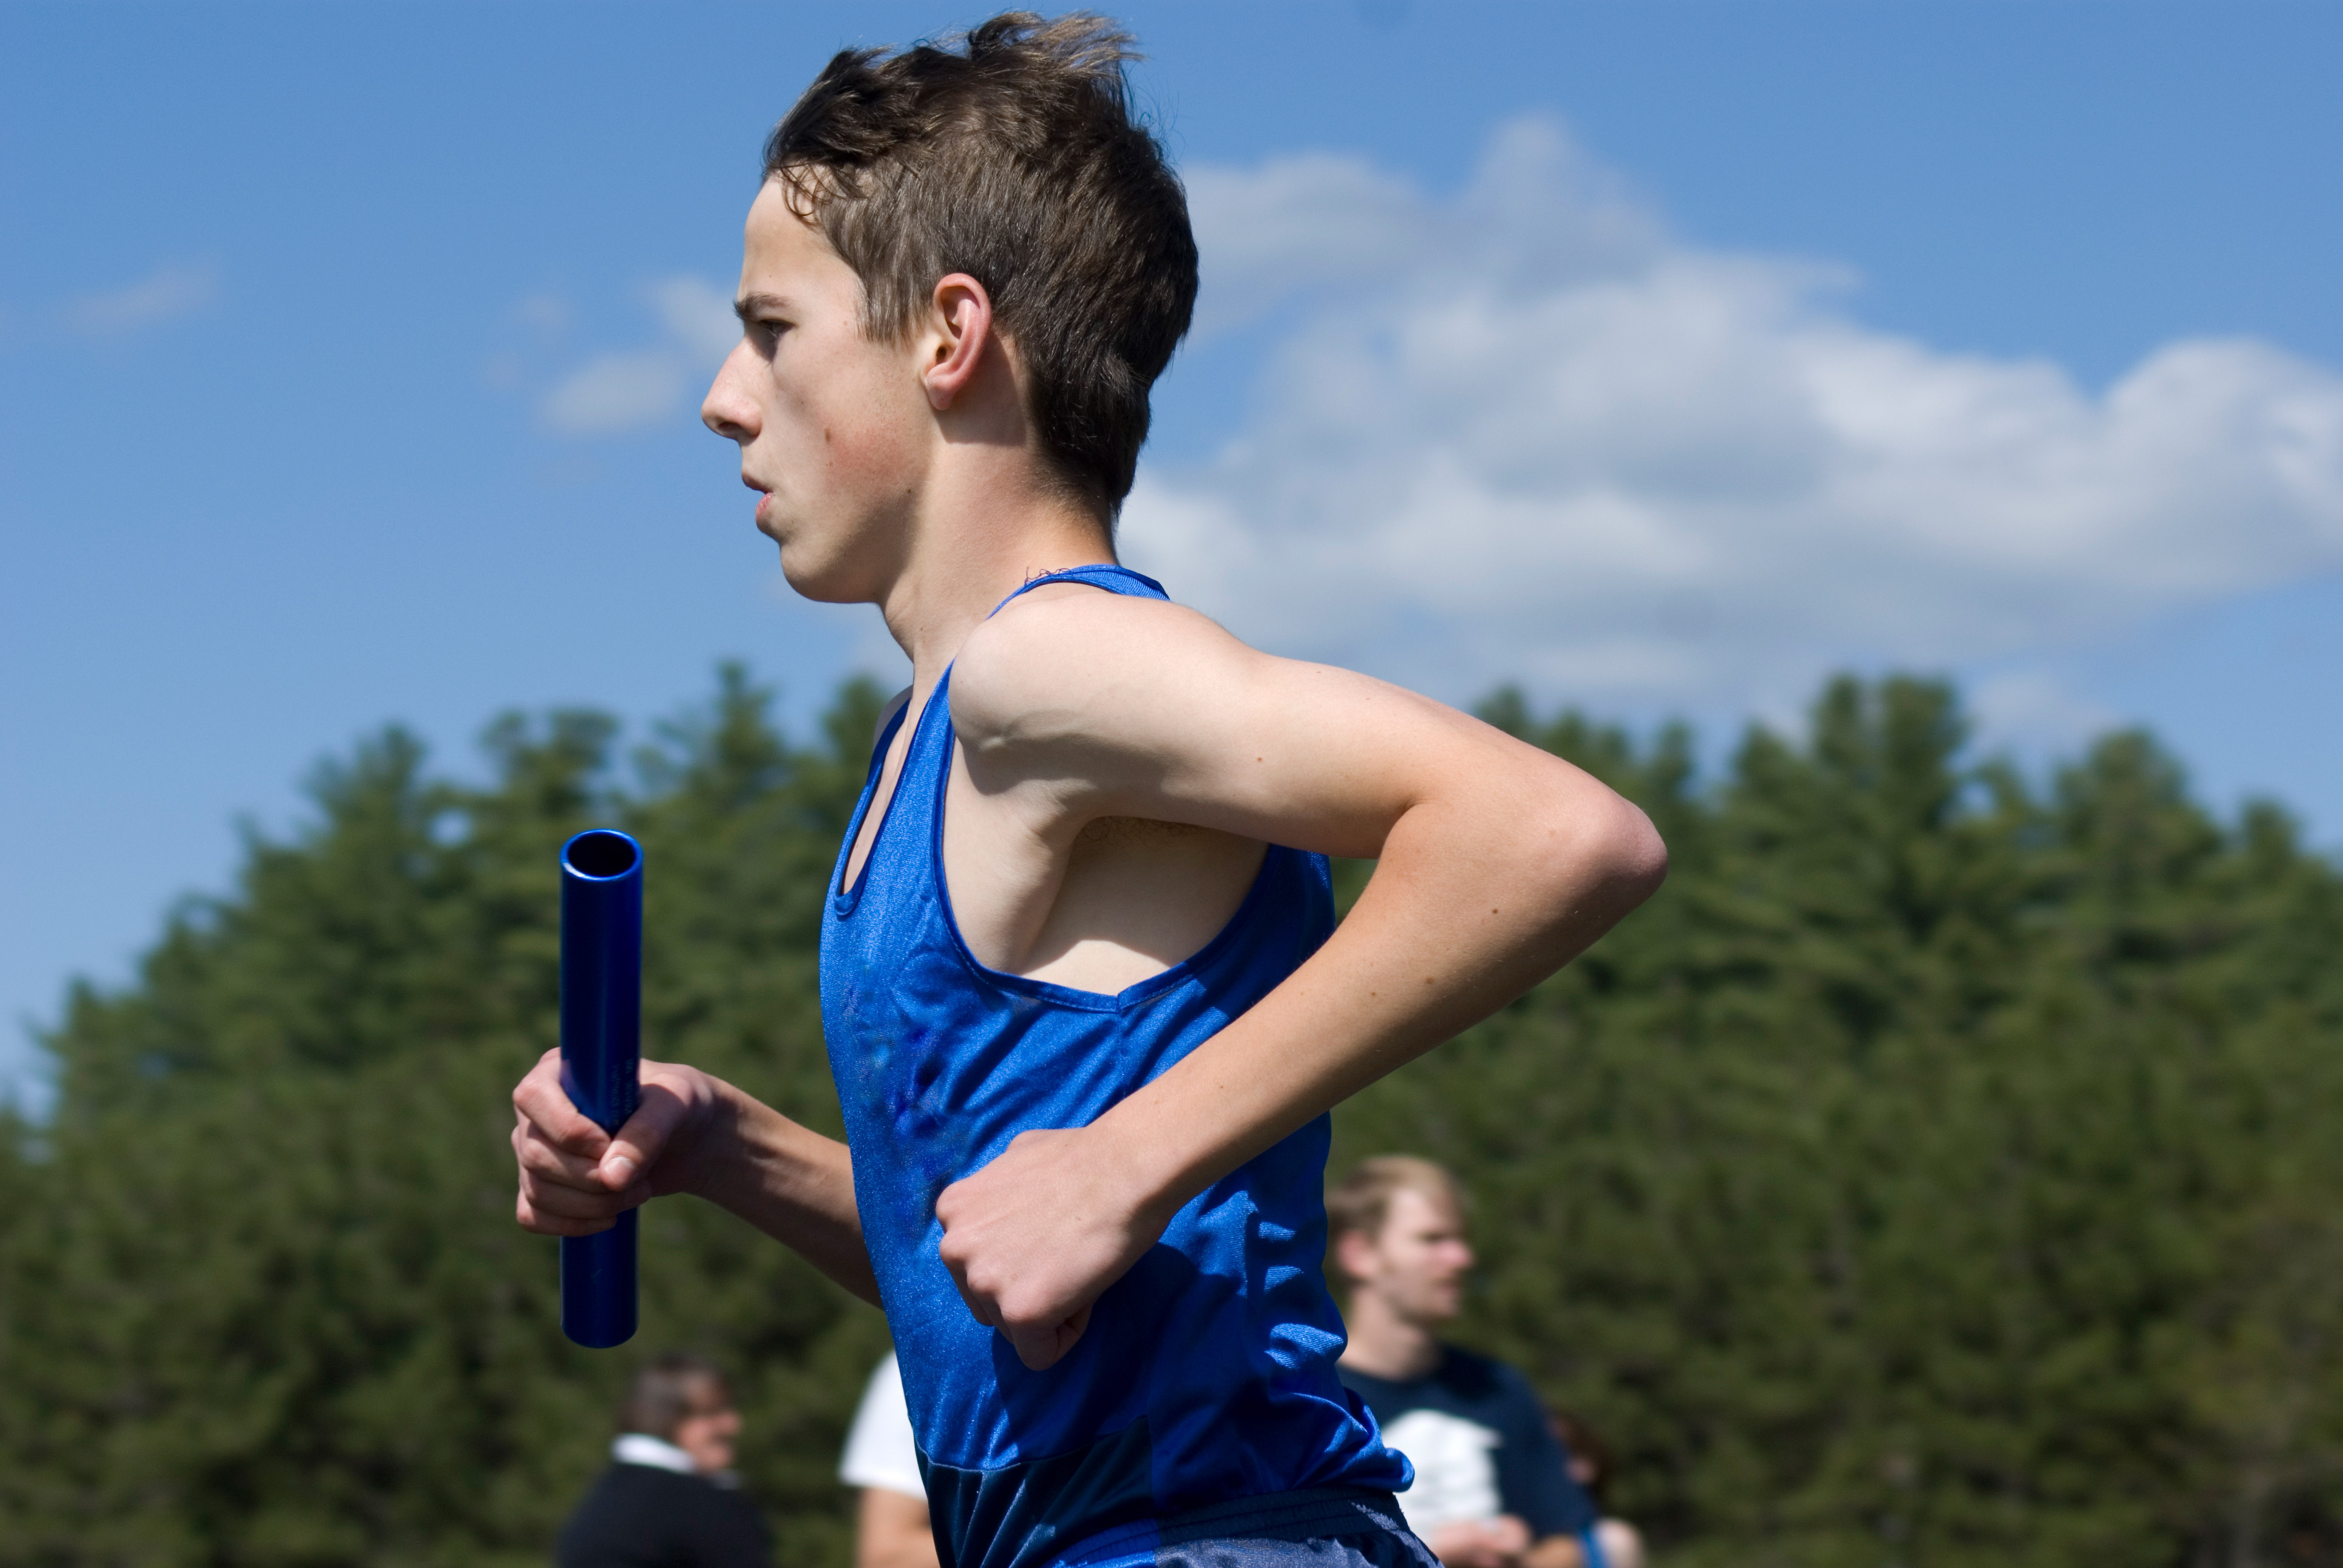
[2,668,2337,1567]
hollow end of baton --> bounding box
[562,829,640,881]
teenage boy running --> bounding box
[510,17,1666,1568]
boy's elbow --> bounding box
[1608,799,1669,904]
[1526,789,1667,918]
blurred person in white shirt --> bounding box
[841,1352,939,1568]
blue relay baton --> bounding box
[558,828,643,1349]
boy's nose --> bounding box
[701,346,761,442]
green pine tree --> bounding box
[2,669,2338,1566]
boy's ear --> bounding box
[921,273,994,411]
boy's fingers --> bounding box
[936,1248,995,1327]
[520,1158,648,1217]
[1003,1323,1060,1370]
[514,1122,654,1233]
[513,1117,609,1189]
[514,1189,620,1238]
[1050,1304,1092,1364]
[597,1085,690,1191]
[512,1048,611,1160]
[1001,1303,1091,1370]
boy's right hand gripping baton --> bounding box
[559,829,643,1349]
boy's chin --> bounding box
[773,550,868,606]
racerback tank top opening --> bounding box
[841,572,1273,1004]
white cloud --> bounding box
[539,275,739,436]
[1182,122,1664,340]
[1967,670,2122,754]
[647,276,742,366]
[513,292,569,341]
[1124,117,2343,719]
[63,263,218,336]
[542,350,687,436]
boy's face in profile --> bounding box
[703,180,933,606]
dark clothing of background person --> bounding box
[1340,1345,1598,1543]
[555,1461,773,1568]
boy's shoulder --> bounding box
[948,580,1247,756]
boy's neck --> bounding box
[874,463,1118,690]
[852,312,1122,685]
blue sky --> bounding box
[5,1,2342,1111]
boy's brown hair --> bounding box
[764,11,1196,519]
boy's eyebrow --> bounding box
[734,293,788,321]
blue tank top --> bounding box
[821,566,1409,1568]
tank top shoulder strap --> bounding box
[983,564,1167,619]
[926,564,1170,875]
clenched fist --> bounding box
[510,1047,719,1235]
[935,1124,1174,1370]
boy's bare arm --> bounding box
[936,590,1668,1368]
[510,1049,879,1304]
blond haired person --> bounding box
[1332,1160,1646,1568]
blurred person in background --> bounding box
[840,1350,939,1568]
[557,1352,772,1568]
[1331,1158,1646,1568]
[1545,1408,1626,1527]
